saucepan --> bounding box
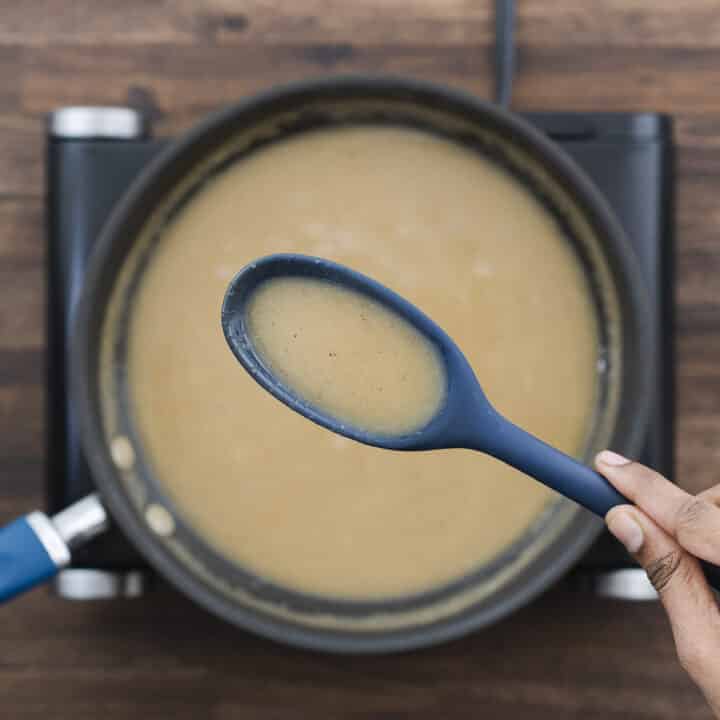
[0,77,652,652]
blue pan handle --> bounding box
[0,495,108,603]
[0,515,68,601]
[482,417,720,592]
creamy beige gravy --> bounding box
[128,126,598,598]
[246,276,446,435]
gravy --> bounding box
[128,126,598,598]
[246,276,446,436]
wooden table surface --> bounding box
[1,1,719,717]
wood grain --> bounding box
[2,0,720,48]
[0,584,710,720]
[0,1,718,717]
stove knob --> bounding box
[48,106,149,140]
[52,569,148,600]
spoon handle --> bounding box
[482,417,720,593]
[480,417,626,516]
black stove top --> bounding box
[45,107,674,600]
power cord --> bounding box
[494,0,516,108]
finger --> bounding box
[698,483,720,507]
[596,451,720,564]
[606,505,720,711]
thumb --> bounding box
[606,505,720,714]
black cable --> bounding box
[494,0,516,108]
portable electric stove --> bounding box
[45,105,674,602]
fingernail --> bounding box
[597,450,631,467]
[606,510,644,554]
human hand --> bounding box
[596,450,720,716]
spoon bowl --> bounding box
[222,253,494,452]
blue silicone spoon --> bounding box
[222,253,720,591]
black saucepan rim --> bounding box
[72,76,653,653]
